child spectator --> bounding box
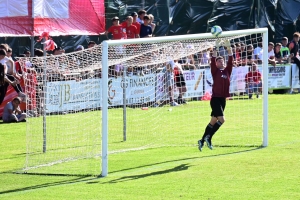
[148,14,156,33]
[105,17,126,40]
[245,63,262,99]
[131,12,141,34]
[268,42,276,66]
[140,15,152,38]
[137,10,147,24]
[2,97,26,123]
[280,37,290,60]
[274,43,283,64]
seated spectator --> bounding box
[274,43,283,64]
[2,97,26,123]
[245,63,262,99]
[268,42,276,66]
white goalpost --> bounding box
[101,28,269,177]
[22,28,268,176]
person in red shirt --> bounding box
[198,39,233,151]
[105,17,126,40]
[245,63,262,99]
[131,12,141,34]
[122,16,139,39]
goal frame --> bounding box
[101,28,269,177]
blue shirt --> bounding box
[140,24,152,38]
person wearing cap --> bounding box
[140,15,152,38]
[75,45,84,51]
[106,16,126,40]
[130,12,141,33]
[2,97,26,123]
[121,16,139,39]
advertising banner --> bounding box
[257,65,291,89]
[46,79,102,113]
[108,74,156,106]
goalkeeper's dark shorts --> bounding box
[210,97,226,117]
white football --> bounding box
[211,25,223,37]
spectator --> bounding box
[2,97,26,123]
[88,41,96,48]
[288,32,300,80]
[274,43,283,64]
[140,15,152,38]
[164,61,179,106]
[280,37,290,60]
[148,14,156,33]
[173,60,187,104]
[0,43,9,52]
[246,44,254,65]
[254,42,263,63]
[0,50,25,105]
[245,63,262,99]
[131,12,141,34]
[75,45,84,51]
[105,17,126,40]
[34,48,44,57]
[137,10,147,24]
[23,50,31,57]
[268,42,276,66]
[123,16,139,39]
[7,48,13,60]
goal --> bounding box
[22,28,268,176]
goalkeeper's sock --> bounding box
[210,121,223,140]
[201,123,213,140]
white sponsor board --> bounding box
[258,65,291,89]
[108,74,156,106]
[156,70,205,101]
[291,64,300,88]
[46,79,102,113]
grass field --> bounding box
[1,94,300,199]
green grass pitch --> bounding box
[1,94,300,199]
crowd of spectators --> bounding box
[1,8,300,121]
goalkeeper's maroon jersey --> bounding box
[211,56,233,97]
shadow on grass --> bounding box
[0,173,97,195]
[0,146,263,194]
[99,163,190,184]
[109,146,264,175]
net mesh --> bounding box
[20,33,265,175]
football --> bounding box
[211,25,223,37]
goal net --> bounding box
[21,28,268,176]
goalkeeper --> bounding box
[198,39,233,151]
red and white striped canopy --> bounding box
[0,0,105,36]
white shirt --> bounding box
[1,56,15,74]
[137,18,144,24]
[268,49,275,58]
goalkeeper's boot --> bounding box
[198,140,204,152]
[204,137,213,150]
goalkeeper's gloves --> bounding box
[224,39,231,48]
